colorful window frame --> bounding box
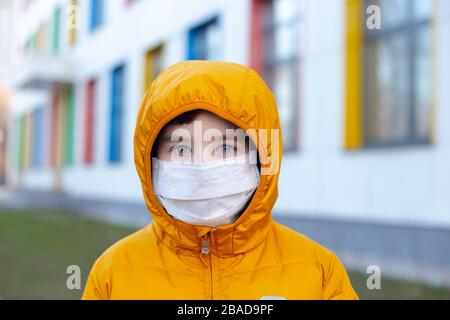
[344,0,434,149]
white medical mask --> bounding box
[151,154,260,227]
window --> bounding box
[143,45,164,91]
[188,16,221,60]
[364,0,432,146]
[51,90,62,168]
[250,0,299,151]
[90,0,103,31]
[63,85,75,166]
[17,116,25,169]
[32,108,43,168]
[36,22,49,54]
[51,7,60,54]
[28,112,35,167]
[14,118,21,169]
[84,79,96,165]
[109,64,125,163]
[68,0,79,46]
[344,0,433,148]
[22,114,31,169]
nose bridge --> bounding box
[191,136,205,164]
[192,126,220,163]
[192,143,220,164]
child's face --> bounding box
[155,111,254,163]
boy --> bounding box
[82,60,358,300]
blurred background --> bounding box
[0,0,450,299]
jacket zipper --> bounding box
[201,233,213,300]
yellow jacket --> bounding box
[82,61,359,300]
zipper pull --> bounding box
[201,237,210,255]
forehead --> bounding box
[159,111,240,140]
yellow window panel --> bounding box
[344,0,363,150]
[68,0,79,46]
[143,45,164,92]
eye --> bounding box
[218,143,236,155]
[172,145,191,156]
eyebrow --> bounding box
[160,135,181,142]
[160,132,247,144]
[159,133,190,143]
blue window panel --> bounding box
[108,64,125,163]
[90,0,103,31]
[33,108,43,168]
[187,16,220,60]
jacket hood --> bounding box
[134,60,282,256]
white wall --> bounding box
[275,0,450,228]
[9,0,450,228]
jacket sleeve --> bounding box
[321,251,359,300]
[81,257,111,300]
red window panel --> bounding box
[249,0,300,151]
[250,0,265,74]
[51,88,63,169]
[84,79,96,165]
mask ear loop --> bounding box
[151,158,160,195]
[252,163,261,186]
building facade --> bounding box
[3,0,450,285]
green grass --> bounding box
[0,208,136,299]
[349,271,450,300]
[0,208,449,300]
